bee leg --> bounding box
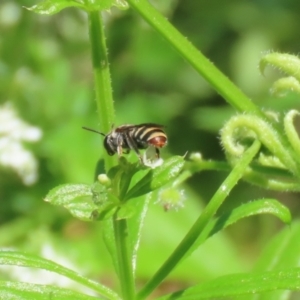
[124,132,143,163]
[117,145,123,157]
[155,148,160,158]
[116,134,126,157]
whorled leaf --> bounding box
[158,268,300,299]
[0,251,120,299]
[182,199,291,262]
[124,156,185,200]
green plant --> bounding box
[2,0,300,299]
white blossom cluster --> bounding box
[0,102,42,185]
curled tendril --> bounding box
[271,77,300,96]
[284,110,300,156]
[220,114,299,175]
[260,53,300,96]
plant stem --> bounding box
[114,215,135,300]
[128,0,300,177]
[127,0,262,115]
[88,11,116,171]
[137,140,261,300]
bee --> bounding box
[83,123,167,164]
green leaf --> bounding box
[102,195,150,276]
[66,198,117,221]
[45,183,119,221]
[124,156,185,200]
[182,199,291,261]
[0,281,100,300]
[102,218,118,274]
[126,195,150,273]
[241,219,300,299]
[24,0,128,15]
[158,268,300,299]
[24,0,86,15]
[45,183,93,206]
[45,183,98,221]
[255,220,300,271]
[0,251,120,299]
[111,0,129,10]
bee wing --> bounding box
[114,124,135,132]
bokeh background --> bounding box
[1,0,300,295]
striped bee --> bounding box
[83,123,167,164]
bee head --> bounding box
[103,134,117,156]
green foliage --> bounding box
[24,0,128,14]
[0,251,119,299]
[158,268,300,299]
[2,0,300,300]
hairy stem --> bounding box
[137,140,261,299]
[127,0,262,115]
[88,11,116,171]
[114,215,135,300]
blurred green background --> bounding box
[1,0,300,294]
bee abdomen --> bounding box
[133,126,167,148]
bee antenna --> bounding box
[82,126,106,137]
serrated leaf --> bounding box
[24,0,86,15]
[159,268,300,299]
[0,251,119,299]
[0,281,100,300]
[182,199,291,261]
[124,156,185,200]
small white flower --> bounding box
[0,102,42,185]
